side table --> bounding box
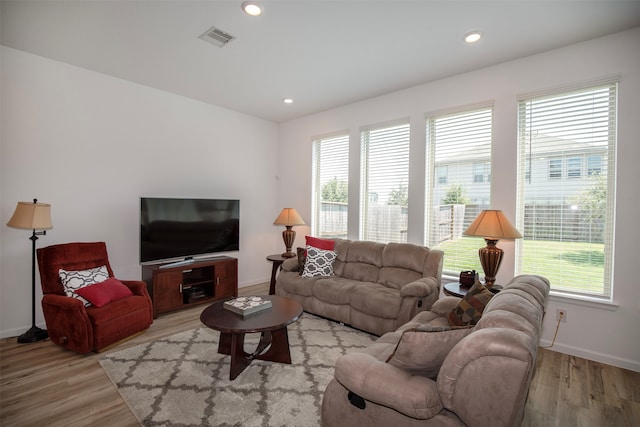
[266,254,288,295]
[443,282,502,298]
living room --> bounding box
[1,1,639,421]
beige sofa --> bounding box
[321,274,550,427]
[275,239,443,336]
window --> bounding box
[312,134,349,239]
[426,107,493,276]
[473,163,485,183]
[437,166,448,184]
[549,158,562,179]
[567,156,582,178]
[588,154,602,176]
[517,83,616,298]
[361,122,410,243]
[436,165,448,184]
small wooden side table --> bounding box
[266,254,288,295]
[443,282,502,298]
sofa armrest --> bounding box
[121,279,153,321]
[400,277,438,298]
[121,279,148,296]
[437,329,535,426]
[41,294,94,353]
[430,296,461,316]
[281,257,300,273]
[334,352,443,420]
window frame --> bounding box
[516,81,617,300]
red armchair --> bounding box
[37,242,153,353]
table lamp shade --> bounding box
[273,208,305,258]
[463,210,521,288]
[273,208,305,227]
[7,201,53,230]
[463,209,521,240]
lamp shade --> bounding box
[7,201,53,231]
[273,208,305,226]
[463,210,521,240]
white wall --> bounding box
[1,47,282,338]
[277,28,640,371]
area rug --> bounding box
[99,313,376,426]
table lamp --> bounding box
[273,208,305,258]
[463,209,522,288]
[6,199,53,343]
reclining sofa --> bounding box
[321,274,550,427]
[275,239,443,336]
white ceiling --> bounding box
[2,1,640,123]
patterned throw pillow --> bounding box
[301,246,337,278]
[59,265,110,306]
[447,282,494,326]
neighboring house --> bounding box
[433,133,606,207]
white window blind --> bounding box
[312,134,349,239]
[360,122,410,243]
[426,107,493,276]
[516,83,616,298]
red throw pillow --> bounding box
[305,236,335,250]
[75,278,133,308]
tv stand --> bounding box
[142,257,238,318]
[158,258,195,269]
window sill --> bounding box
[549,291,619,311]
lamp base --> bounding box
[479,238,503,288]
[17,325,48,343]
[281,251,296,258]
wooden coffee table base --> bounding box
[218,328,292,380]
[200,295,303,381]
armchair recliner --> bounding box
[37,241,153,353]
[321,275,550,427]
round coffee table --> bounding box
[200,295,303,380]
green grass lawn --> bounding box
[434,237,605,294]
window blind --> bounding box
[516,83,617,298]
[312,134,349,239]
[426,107,493,276]
[360,123,410,243]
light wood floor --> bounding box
[2,282,639,426]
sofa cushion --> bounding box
[312,277,362,305]
[447,282,494,326]
[386,325,473,378]
[74,277,133,307]
[302,246,337,277]
[350,283,402,319]
[379,243,429,289]
[59,265,110,306]
[378,267,423,290]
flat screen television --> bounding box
[140,197,239,264]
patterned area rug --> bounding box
[99,313,375,426]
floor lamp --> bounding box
[6,199,53,343]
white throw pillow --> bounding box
[59,265,109,306]
[302,246,337,278]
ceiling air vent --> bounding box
[199,26,236,48]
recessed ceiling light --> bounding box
[242,2,263,16]
[283,98,294,104]
[464,31,482,44]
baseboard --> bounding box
[540,339,640,373]
[0,322,48,340]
